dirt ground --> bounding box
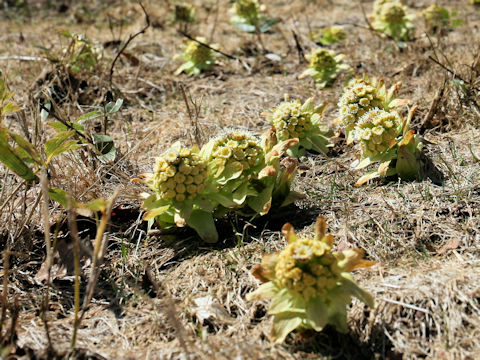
[0,0,479,359]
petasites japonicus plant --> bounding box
[175,37,219,75]
[247,216,374,343]
[353,106,426,185]
[140,142,219,242]
[337,75,407,143]
[230,0,279,33]
[372,0,415,42]
[299,48,350,88]
[200,129,302,217]
[265,95,332,157]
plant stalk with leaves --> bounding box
[247,216,374,343]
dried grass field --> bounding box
[0,0,480,359]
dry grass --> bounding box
[0,0,480,359]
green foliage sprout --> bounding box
[299,48,350,88]
[175,37,219,75]
[266,95,332,157]
[422,5,463,33]
[230,0,279,33]
[310,26,347,45]
[372,0,415,42]
[247,216,374,343]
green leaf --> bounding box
[92,134,116,163]
[271,312,303,343]
[143,205,171,221]
[268,288,305,315]
[234,22,257,33]
[0,127,37,181]
[45,130,82,164]
[259,18,280,33]
[305,297,328,331]
[247,182,274,215]
[77,110,102,124]
[105,98,123,114]
[396,144,422,181]
[186,209,218,243]
[216,161,243,185]
[9,132,42,165]
[48,187,78,207]
[246,282,279,301]
[207,192,237,208]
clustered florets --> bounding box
[354,109,402,157]
[378,2,406,24]
[338,80,384,128]
[152,146,208,202]
[309,49,338,71]
[274,236,340,301]
[269,100,313,141]
[206,131,263,172]
[233,0,262,23]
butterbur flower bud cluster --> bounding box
[232,0,263,24]
[152,145,208,202]
[247,216,374,343]
[266,95,331,157]
[204,130,263,174]
[338,79,384,130]
[372,0,415,41]
[269,99,312,141]
[354,109,402,158]
[175,37,219,75]
[299,48,349,88]
[274,236,341,302]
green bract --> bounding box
[337,75,406,143]
[247,216,374,343]
[353,107,425,185]
[299,48,349,88]
[142,142,219,243]
[310,26,346,45]
[175,37,219,76]
[372,0,415,42]
[230,0,279,33]
[266,95,332,157]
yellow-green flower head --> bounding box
[379,2,407,24]
[338,79,384,128]
[269,98,314,141]
[308,49,337,71]
[354,109,402,157]
[373,0,390,15]
[274,236,337,301]
[233,0,263,22]
[152,143,208,202]
[205,130,263,174]
[184,37,213,65]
